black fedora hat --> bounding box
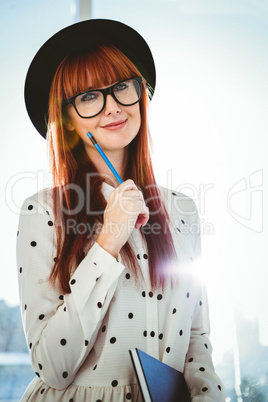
[24,19,156,139]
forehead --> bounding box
[84,77,134,93]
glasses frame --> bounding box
[65,76,143,119]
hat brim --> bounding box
[24,19,156,139]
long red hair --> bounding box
[47,45,177,293]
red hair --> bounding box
[47,45,177,293]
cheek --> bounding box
[66,107,99,137]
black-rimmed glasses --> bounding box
[65,77,143,119]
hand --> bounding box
[96,179,149,259]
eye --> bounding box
[114,81,129,92]
[80,91,101,102]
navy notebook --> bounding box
[129,348,191,402]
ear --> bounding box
[63,116,75,131]
[65,119,75,131]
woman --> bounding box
[17,19,225,401]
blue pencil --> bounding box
[87,132,124,184]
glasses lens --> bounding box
[113,78,141,106]
[74,91,104,118]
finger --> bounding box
[107,185,140,208]
[121,198,144,214]
[135,206,149,229]
[135,214,149,229]
[120,179,136,191]
[122,190,143,200]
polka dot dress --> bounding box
[16,184,225,401]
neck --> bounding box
[84,143,128,187]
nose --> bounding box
[104,94,121,115]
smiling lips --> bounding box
[102,119,127,130]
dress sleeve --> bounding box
[16,194,125,390]
[184,282,225,401]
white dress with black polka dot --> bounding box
[17,182,225,401]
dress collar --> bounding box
[101,181,117,201]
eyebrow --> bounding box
[82,86,104,93]
[79,79,124,94]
